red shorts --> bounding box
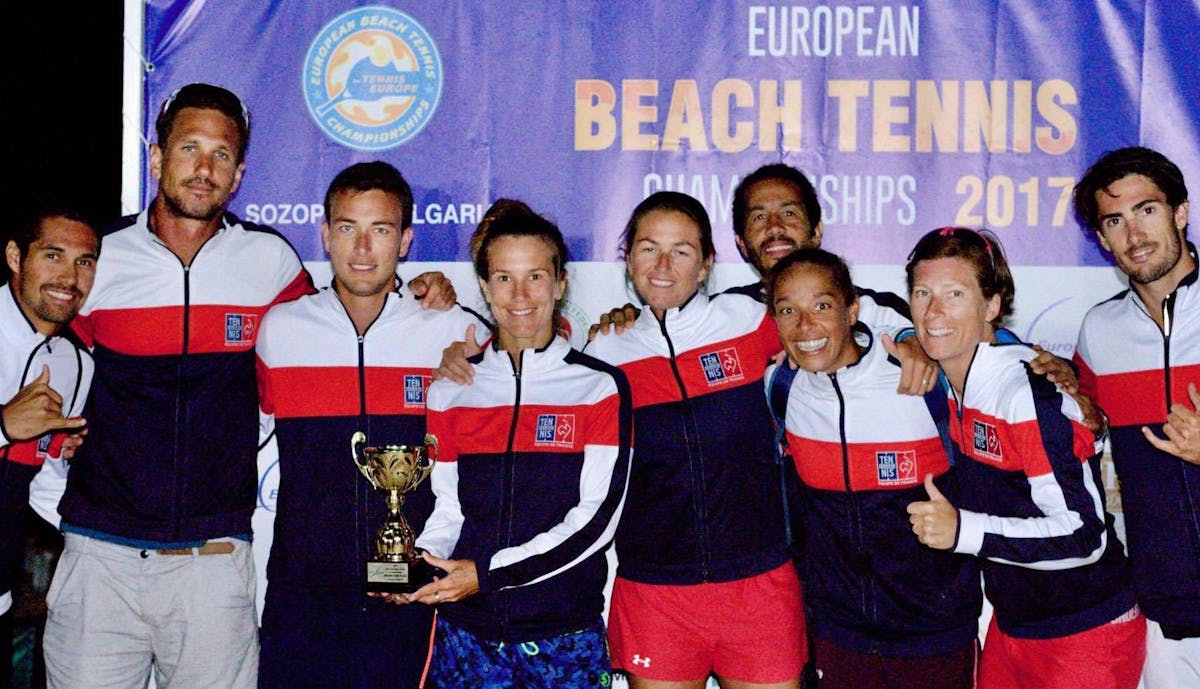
[979,606,1146,689]
[812,636,978,689]
[607,564,807,683]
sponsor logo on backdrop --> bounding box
[1019,296,1077,358]
[258,459,280,512]
[556,299,590,349]
[303,6,443,151]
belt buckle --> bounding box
[156,541,236,556]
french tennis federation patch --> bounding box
[404,374,430,407]
[973,419,1002,461]
[876,450,918,485]
[225,313,258,345]
[699,347,744,385]
[535,413,576,448]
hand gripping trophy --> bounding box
[350,431,437,593]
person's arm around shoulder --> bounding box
[433,324,486,385]
[587,303,640,342]
[883,330,939,397]
[406,271,457,311]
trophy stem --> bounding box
[378,489,416,562]
[386,489,404,515]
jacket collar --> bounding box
[634,290,709,335]
[479,335,571,376]
[2,281,56,346]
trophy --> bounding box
[351,431,437,593]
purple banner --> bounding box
[139,1,1200,266]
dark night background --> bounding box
[6,4,123,279]
[6,10,121,683]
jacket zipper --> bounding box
[1160,291,1175,415]
[356,333,368,608]
[831,373,872,622]
[158,230,217,540]
[499,350,525,637]
[173,263,191,537]
[334,291,385,610]
[657,314,710,581]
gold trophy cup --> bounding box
[351,431,437,593]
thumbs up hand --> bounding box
[906,473,959,550]
[432,324,484,386]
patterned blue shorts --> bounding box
[428,617,612,689]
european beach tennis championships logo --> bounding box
[303,6,443,151]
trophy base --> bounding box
[365,558,432,594]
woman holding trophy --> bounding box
[405,200,633,689]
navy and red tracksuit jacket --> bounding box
[730,281,914,554]
[946,341,1135,639]
[256,285,486,599]
[60,211,313,542]
[1,284,94,615]
[585,291,786,584]
[1074,244,1199,639]
[780,325,981,656]
[417,337,632,642]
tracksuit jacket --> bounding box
[584,290,786,584]
[946,341,1135,639]
[254,285,487,688]
[732,280,913,556]
[60,211,313,543]
[1074,244,1199,639]
[779,325,981,656]
[255,285,486,599]
[416,336,632,642]
[0,284,93,615]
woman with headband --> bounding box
[904,227,1145,689]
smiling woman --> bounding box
[412,200,633,689]
[763,248,981,689]
[586,192,808,689]
[905,227,1146,689]
[472,203,569,360]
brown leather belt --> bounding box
[156,541,236,556]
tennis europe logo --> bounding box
[302,6,443,151]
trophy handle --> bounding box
[422,433,439,468]
[351,431,378,488]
